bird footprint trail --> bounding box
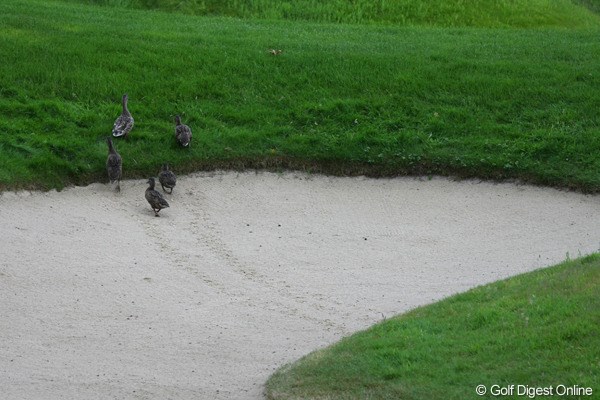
[141,186,348,333]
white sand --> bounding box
[1,171,599,399]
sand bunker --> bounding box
[1,171,599,399]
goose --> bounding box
[112,94,134,138]
[106,137,122,192]
[145,177,170,217]
[175,115,192,147]
[158,163,177,194]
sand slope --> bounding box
[1,171,599,399]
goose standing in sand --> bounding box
[145,178,170,217]
[112,94,134,138]
[175,115,192,147]
[106,137,122,192]
[158,163,177,194]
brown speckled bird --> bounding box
[106,137,122,192]
[158,163,177,194]
[175,115,192,147]
[145,177,170,217]
[112,94,134,138]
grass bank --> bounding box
[266,254,600,400]
[58,0,600,28]
[1,0,600,191]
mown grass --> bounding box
[1,0,600,191]
[266,254,600,400]
[58,0,600,28]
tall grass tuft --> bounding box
[56,0,600,27]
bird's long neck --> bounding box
[108,139,115,153]
[122,96,130,115]
[175,116,181,126]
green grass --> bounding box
[265,254,600,400]
[57,0,600,28]
[1,0,600,191]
